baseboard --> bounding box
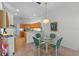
[27,42,34,44]
[61,45,78,52]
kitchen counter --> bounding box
[0,33,13,38]
[0,33,14,56]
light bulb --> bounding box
[19,28,24,31]
[16,9,20,12]
[43,18,49,24]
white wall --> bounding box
[48,3,79,50]
[14,18,29,24]
[14,17,42,24]
[26,32,34,43]
[0,2,2,10]
[26,18,42,24]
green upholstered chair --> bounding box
[33,37,40,48]
[33,36,45,55]
[35,33,43,44]
[50,33,56,39]
[49,37,63,56]
[49,33,56,45]
[35,33,41,38]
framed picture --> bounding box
[50,22,57,31]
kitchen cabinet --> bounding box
[0,10,9,28]
[0,10,3,27]
[0,34,14,56]
[19,23,41,38]
[7,37,14,56]
[20,22,41,28]
[6,12,9,27]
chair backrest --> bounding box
[50,33,56,39]
[56,37,63,48]
[33,37,40,48]
[35,33,41,38]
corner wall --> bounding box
[48,3,79,50]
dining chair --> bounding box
[50,33,56,40]
[49,37,63,56]
[35,33,41,38]
[35,33,43,44]
[49,33,56,46]
[33,36,45,56]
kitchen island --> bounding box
[0,34,14,56]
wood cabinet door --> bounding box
[0,10,3,27]
[0,10,9,28]
[6,12,9,28]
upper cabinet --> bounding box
[20,22,41,28]
[0,10,9,28]
[0,10,3,27]
[6,12,9,27]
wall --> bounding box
[0,2,2,10]
[26,32,34,43]
[14,18,25,24]
[48,3,79,50]
[14,17,42,24]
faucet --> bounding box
[3,28,7,34]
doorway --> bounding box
[14,23,41,54]
[15,24,26,52]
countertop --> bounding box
[0,33,13,38]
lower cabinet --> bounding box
[7,37,14,56]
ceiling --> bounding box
[3,2,79,20]
[3,2,65,19]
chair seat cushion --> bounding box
[49,44,57,48]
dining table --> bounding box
[40,35,57,54]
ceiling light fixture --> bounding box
[43,2,49,24]
[16,9,20,12]
[19,28,24,31]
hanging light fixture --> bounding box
[43,2,49,24]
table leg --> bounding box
[46,42,48,54]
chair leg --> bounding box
[33,47,39,56]
[59,46,61,56]
[38,48,40,56]
[33,48,35,55]
[56,46,57,56]
[33,47,35,55]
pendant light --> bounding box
[43,2,49,24]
